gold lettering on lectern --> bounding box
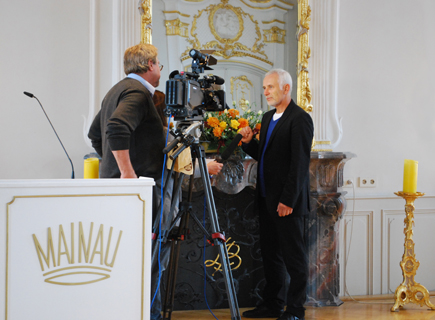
[58,224,72,265]
[33,227,57,271]
[32,222,123,285]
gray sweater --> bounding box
[88,77,165,179]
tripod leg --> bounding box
[152,162,176,236]
[162,195,193,320]
[162,238,181,320]
[194,144,241,320]
[152,168,185,319]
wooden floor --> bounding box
[168,295,435,320]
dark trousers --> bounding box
[258,197,308,318]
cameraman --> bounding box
[88,43,165,180]
[88,44,166,319]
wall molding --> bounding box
[339,196,435,297]
[341,210,373,296]
[382,208,435,294]
[345,195,435,201]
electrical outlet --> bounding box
[343,178,354,188]
[359,177,377,188]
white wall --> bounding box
[333,0,435,296]
[336,0,435,197]
[0,0,95,179]
[0,0,145,179]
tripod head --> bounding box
[162,120,204,161]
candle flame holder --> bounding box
[391,191,435,312]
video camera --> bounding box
[164,49,226,121]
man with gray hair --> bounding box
[240,69,313,320]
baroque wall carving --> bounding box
[158,0,299,112]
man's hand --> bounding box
[277,202,293,217]
[207,160,223,175]
[120,169,138,179]
[239,126,254,144]
[112,150,138,179]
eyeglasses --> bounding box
[159,63,164,71]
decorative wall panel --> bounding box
[342,211,373,296]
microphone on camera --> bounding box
[23,91,75,179]
[204,75,225,85]
[221,133,243,161]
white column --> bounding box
[310,0,342,151]
[112,0,142,84]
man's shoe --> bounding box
[276,312,305,320]
[242,305,283,318]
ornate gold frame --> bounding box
[140,0,312,113]
[184,0,269,63]
[208,2,244,44]
[296,0,312,113]
[140,0,152,44]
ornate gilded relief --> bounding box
[263,19,285,24]
[230,75,254,111]
[165,18,190,37]
[139,0,153,44]
[297,0,312,114]
[142,0,313,125]
[263,26,286,43]
[182,0,271,65]
[241,0,292,10]
[209,3,244,43]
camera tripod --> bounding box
[153,121,241,320]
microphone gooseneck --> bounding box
[23,91,75,179]
[221,133,243,161]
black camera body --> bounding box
[165,49,226,121]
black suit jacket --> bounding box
[243,99,313,216]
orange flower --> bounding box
[238,118,249,128]
[213,127,223,138]
[255,123,261,131]
[207,117,219,128]
[228,108,239,119]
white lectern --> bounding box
[0,179,154,320]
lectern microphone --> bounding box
[23,91,75,179]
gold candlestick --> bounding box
[391,191,435,312]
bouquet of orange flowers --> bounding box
[201,106,263,156]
